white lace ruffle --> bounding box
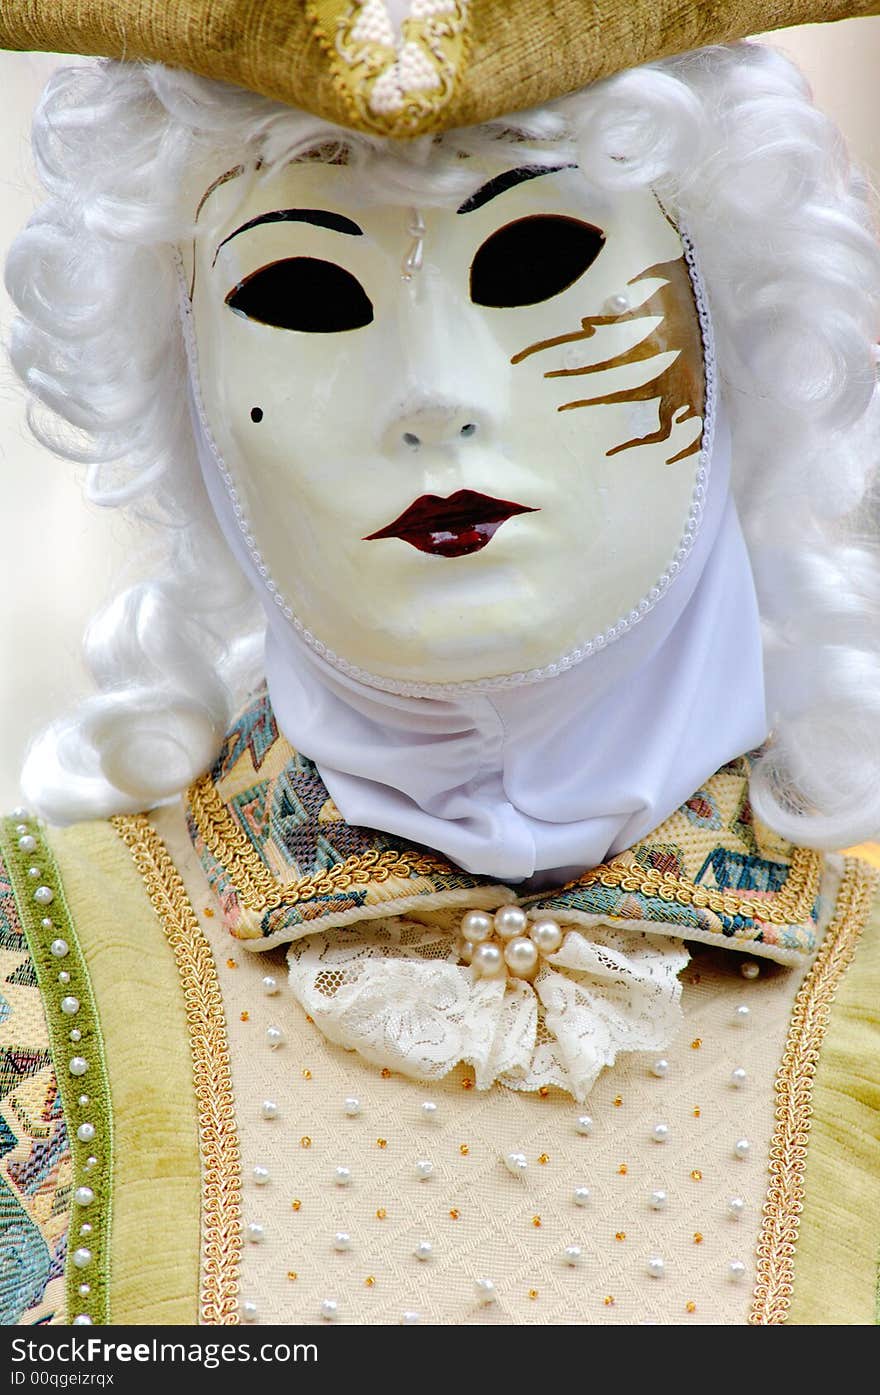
[286,915,689,1102]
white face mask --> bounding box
[190,160,706,685]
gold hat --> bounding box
[2,0,878,138]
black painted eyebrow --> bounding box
[456,164,575,215]
[213,208,363,267]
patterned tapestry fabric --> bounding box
[0,843,70,1327]
[2,1,880,138]
[187,688,826,965]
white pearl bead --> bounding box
[415,1159,434,1180]
[241,1300,258,1321]
[740,960,760,979]
[504,1151,528,1177]
[563,1245,582,1266]
[78,1284,90,1297]
[28,866,42,881]
[650,1189,668,1210]
[735,1004,751,1022]
[504,936,539,980]
[401,1311,421,1325]
[253,1165,270,1185]
[41,918,53,931]
[246,1222,265,1243]
[18,835,37,854]
[334,1232,351,1251]
[494,905,528,940]
[266,1025,284,1048]
[734,1137,751,1159]
[472,941,504,979]
[61,996,80,1015]
[460,909,493,943]
[72,1248,92,1269]
[261,1099,278,1120]
[50,939,69,958]
[69,1058,88,1077]
[573,1186,591,1206]
[728,1260,747,1280]
[58,971,70,985]
[647,1256,665,1277]
[458,940,474,965]
[72,1316,93,1326]
[344,1096,361,1117]
[420,1100,438,1120]
[652,1122,670,1143]
[79,1223,92,1237]
[651,1058,669,1078]
[77,1123,95,1143]
[74,1187,94,1207]
[575,1115,593,1136]
[605,291,631,315]
[69,1029,82,1043]
[731,1067,748,1087]
[261,975,279,994]
[529,918,563,954]
[34,886,54,906]
[415,1240,433,1260]
[320,1298,339,1321]
[335,1166,352,1186]
[727,1196,745,1218]
[475,1278,496,1304]
[85,1156,97,1170]
[12,806,30,821]
[78,1095,89,1108]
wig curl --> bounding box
[6,41,880,847]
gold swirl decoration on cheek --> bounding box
[512,255,705,464]
[749,857,879,1326]
[111,814,243,1325]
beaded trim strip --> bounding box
[0,813,113,1328]
[749,856,879,1325]
[111,815,243,1325]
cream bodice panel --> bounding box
[154,801,818,1326]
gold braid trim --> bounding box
[570,845,824,927]
[111,814,242,1325]
[188,770,452,914]
[749,857,879,1325]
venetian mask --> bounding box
[188,158,706,685]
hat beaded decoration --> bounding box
[2,0,880,137]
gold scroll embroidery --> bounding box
[749,856,879,1325]
[188,770,447,915]
[111,814,242,1325]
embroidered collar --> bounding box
[187,687,825,967]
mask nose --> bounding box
[398,408,481,450]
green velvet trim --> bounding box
[0,816,113,1328]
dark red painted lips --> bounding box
[364,489,538,558]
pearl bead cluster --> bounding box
[9,808,101,1326]
[458,905,564,982]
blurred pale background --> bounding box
[2,22,880,813]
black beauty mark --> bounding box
[251,407,263,423]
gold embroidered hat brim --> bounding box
[2,0,879,138]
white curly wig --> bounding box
[5,40,880,848]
